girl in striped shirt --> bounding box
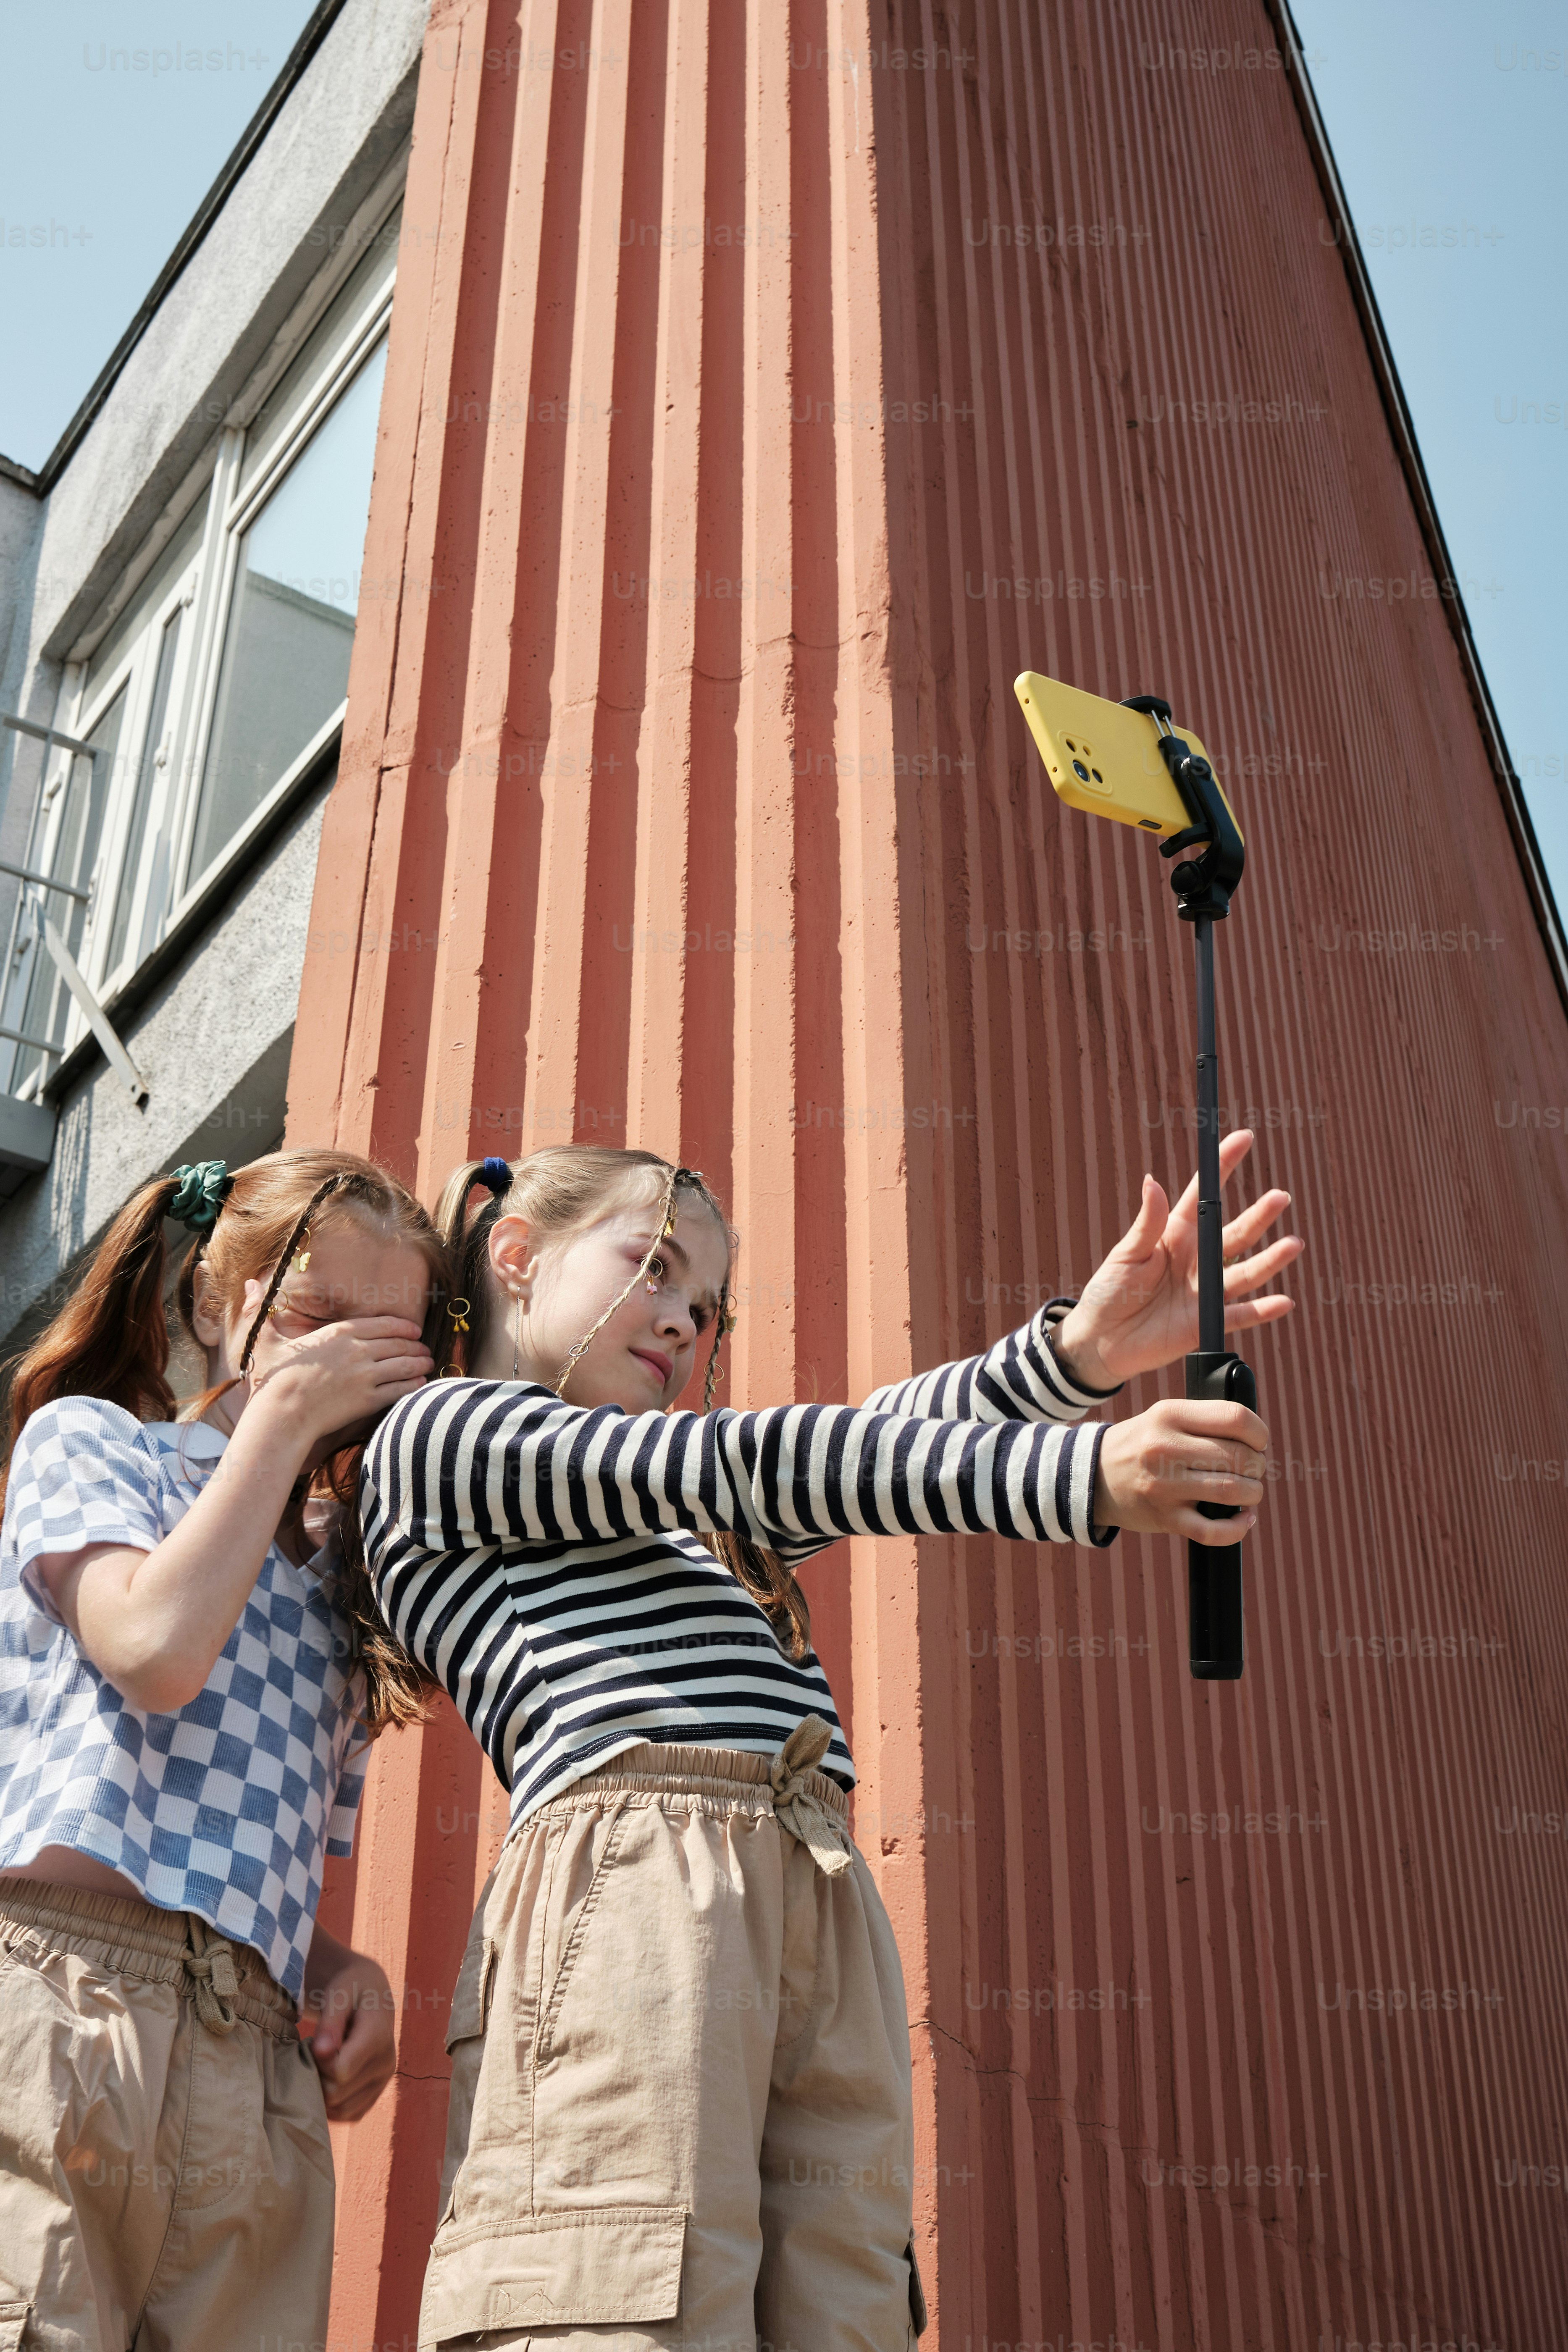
[362,1142,1298,2352]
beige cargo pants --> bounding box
[423,1720,929,2352]
[0,1877,333,2352]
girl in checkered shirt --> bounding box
[0,1150,447,2352]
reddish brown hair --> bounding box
[1,1148,450,1731]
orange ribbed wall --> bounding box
[289,2,1568,2344]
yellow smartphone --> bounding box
[1013,671,1240,843]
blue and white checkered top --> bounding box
[0,1396,370,1998]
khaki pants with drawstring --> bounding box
[0,1877,334,2352]
[423,1722,929,2352]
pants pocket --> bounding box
[178,2015,282,2211]
[439,1932,499,2228]
[446,1938,498,2057]
[418,2206,685,2346]
[534,1805,631,2066]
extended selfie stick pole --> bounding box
[1123,697,1253,1681]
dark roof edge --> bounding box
[25,0,355,501]
[0,456,39,494]
[1264,0,1568,1018]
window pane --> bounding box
[189,336,386,885]
[106,608,182,978]
[84,499,203,705]
[53,688,128,950]
[240,203,400,494]
[5,686,127,1091]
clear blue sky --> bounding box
[3,2,1563,924]
[1290,0,1568,937]
[0,3,320,466]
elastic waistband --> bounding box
[527,1723,856,1878]
[534,1738,849,1824]
[0,1877,296,2039]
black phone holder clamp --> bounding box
[1123,692,1253,1681]
[1122,695,1245,923]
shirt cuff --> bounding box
[1082,1422,1119,1548]
[1040,1297,1126,1404]
[17,1528,154,1625]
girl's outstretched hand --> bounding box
[1053,1130,1304,1390]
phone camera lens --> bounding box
[1072,759,1090,780]
[1091,768,1103,782]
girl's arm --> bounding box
[367,1381,1269,1606]
[859,1296,1120,1425]
[367,1380,1116,1579]
[31,1318,430,1712]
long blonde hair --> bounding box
[434,1147,812,1661]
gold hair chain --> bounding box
[552,1163,688,1397]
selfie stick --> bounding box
[1122,698,1253,1681]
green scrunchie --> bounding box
[168,1159,234,1234]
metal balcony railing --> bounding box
[1,715,148,1175]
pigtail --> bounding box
[432,1157,513,1375]
[704,1528,813,1661]
[320,1447,437,1732]
[0,1172,187,1507]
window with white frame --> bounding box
[1,201,399,1103]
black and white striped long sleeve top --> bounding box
[361,1302,1121,1820]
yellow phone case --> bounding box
[1013,671,1240,843]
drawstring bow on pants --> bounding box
[770,1715,853,1876]
[184,1913,241,2034]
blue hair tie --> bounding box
[479,1157,512,1194]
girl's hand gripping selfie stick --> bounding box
[1014,673,1253,1680]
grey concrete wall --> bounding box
[0,475,43,717]
[0,0,430,1342]
[0,782,328,1347]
